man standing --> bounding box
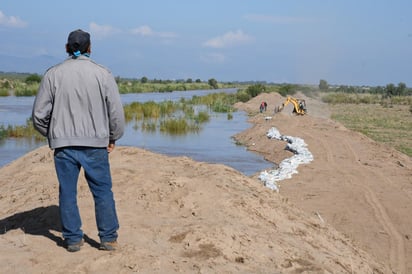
[32,29,125,252]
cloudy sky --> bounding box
[1,0,412,86]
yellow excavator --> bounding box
[274,96,307,115]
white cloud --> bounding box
[203,30,253,48]
[244,14,311,24]
[130,25,177,38]
[200,53,226,64]
[89,22,120,39]
[0,10,27,28]
[131,25,152,36]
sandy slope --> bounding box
[0,92,410,273]
[235,92,412,274]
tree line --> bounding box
[319,79,411,97]
[1,72,412,97]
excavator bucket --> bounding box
[274,104,284,113]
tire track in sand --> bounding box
[277,115,405,272]
[294,120,406,273]
[341,138,406,274]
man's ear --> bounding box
[65,44,70,54]
[87,44,91,54]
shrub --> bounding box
[194,111,210,123]
[278,84,297,97]
[245,84,265,97]
[25,74,42,84]
[236,91,251,102]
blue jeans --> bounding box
[54,147,119,245]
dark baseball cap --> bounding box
[66,29,90,54]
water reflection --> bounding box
[0,96,34,126]
[0,138,45,167]
[0,89,274,175]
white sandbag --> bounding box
[258,127,314,192]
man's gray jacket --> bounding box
[32,56,125,149]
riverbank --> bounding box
[1,92,411,273]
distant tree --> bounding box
[186,78,193,83]
[385,83,396,98]
[141,76,148,83]
[195,79,202,83]
[208,78,218,89]
[25,74,42,84]
[369,86,384,94]
[397,82,407,96]
[319,79,329,91]
[346,86,356,93]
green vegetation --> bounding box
[0,72,310,98]
[0,119,45,141]
[244,83,266,97]
[122,91,249,135]
[0,73,239,96]
[185,92,238,113]
[322,92,412,106]
[322,93,381,104]
[319,79,411,97]
[0,88,8,96]
[0,74,41,96]
[160,118,200,135]
[116,77,234,93]
[319,79,328,91]
[25,74,42,84]
[118,81,212,93]
[124,99,210,135]
[322,92,412,157]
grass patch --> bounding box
[0,88,9,96]
[160,118,200,135]
[0,119,45,141]
[124,95,218,134]
[330,103,412,157]
[194,111,210,123]
[322,93,382,104]
[184,92,238,113]
[117,82,216,93]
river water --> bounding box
[0,89,273,175]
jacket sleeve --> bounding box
[32,75,53,137]
[105,74,125,142]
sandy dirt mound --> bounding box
[235,92,412,274]
[0,144,389,273]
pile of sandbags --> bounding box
[258,127,313,192]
